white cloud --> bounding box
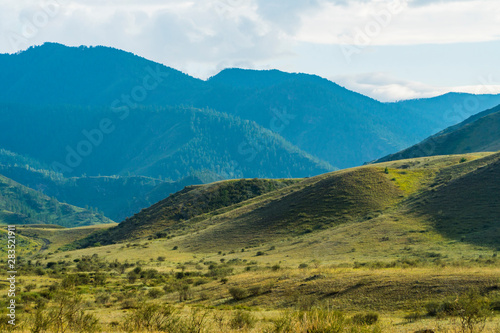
[334,73,500,102]
[295,0,500,45]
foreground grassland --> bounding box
[1,152,499,332]
[1,254,499,332]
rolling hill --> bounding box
[375,104,500,162]
[0,173,113,227]
[71,152,500,251]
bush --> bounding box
[453,289,491,333]
[426,300,455,317]
[123,303,178,332]
[229,287,248,301]
[230,310,256,329]
[121,298,138,310]
[249,285,263,296]
[29,290,100,333]
[177,284,192,302]
[147,288,163,299]
[404,311,423,323]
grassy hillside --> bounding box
[376,104,500,162]
[70,178,300,247]
[0,174,113,227]
[69,152,500,255]
[413,155,500,246]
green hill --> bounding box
[70,152,500,252]
[411,153,500,246]
[0,174,114,227]
[69,178,299,248]
[375,104,500,162]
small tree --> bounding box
[453,289,492,333]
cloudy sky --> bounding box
[1,0,500,101]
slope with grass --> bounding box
[410,155,500,246]
[71,178,300,247]
[68,152,500,255]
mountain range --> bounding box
[2,43,500,171]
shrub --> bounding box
[230,310,256,329]
[25,283,37,292]
[453,289,491,333]
[123,303,178,332]
[193,277,211,286]
[29,290,100,333]
[404,311,423,323]
[177,284,192,302]
[229,287,248,301]
[163,284,176,294]
[147,288,163,299]
[426,300,455,317]
[269,309,381,333]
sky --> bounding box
[1,0,500,102]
